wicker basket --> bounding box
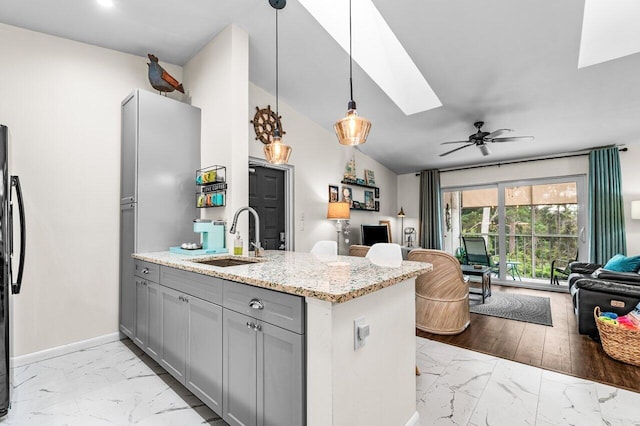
[594,306,640,366]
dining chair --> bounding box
[365,243,403,267]
[310,240,338,255]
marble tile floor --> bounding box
[3,337,639,425]
[416,336,640,426]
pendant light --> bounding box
[264,1,292,164]
[334,0,371,146]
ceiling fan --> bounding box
[439,121,534,157]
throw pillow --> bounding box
[603,254,640,273]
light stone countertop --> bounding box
[132,250,432,303]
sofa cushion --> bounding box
[603,254,640,273]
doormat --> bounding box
[469,293,553,326]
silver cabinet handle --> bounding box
[184,296,189,303]
[245,321,262,332]
[249,299,264,310]
[142,268,150,275]
[178,295,184,302]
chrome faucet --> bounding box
[229,206,264,257]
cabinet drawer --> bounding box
[223,281,304,334]
[160,267,223,306]
[134,260,160,282]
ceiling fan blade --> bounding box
[439,143,475,157]
[485,128,513,139]
[440,140,471,145]
[490,136,534,143]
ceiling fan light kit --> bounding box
[439,121,534,157]
[334,0,371,146]
[263,0,292,165]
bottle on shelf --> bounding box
[234,233,243,256]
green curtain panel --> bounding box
[419,169,443,250]
[589,147,626,264]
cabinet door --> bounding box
[119,203,136,338]
[146,281,161,361]
[223,309,257,426]
[133,278,148,348]
[186,296,223,412]
[257,323,304,426]
[160,285,186,383]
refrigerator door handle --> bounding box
[10,175,25,294]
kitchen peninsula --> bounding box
[129,250,432,426]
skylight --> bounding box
[298,0,442,115]
[578,0,640,68]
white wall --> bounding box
[397,173,420,246]
[0,24,182,356]
[183,25,250,251]
[248,83,399,253]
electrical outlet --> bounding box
[354,317,369,350]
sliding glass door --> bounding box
[442,176,586,286]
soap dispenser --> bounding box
[234,233,243,256]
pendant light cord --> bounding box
[275,9,280,126]
[349,0,353,102]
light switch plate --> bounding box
[354,317,368,350]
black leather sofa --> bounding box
[568,262,640,338]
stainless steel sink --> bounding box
[193,258,262,267]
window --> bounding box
[443,176,586,285]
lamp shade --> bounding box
[397,207,405,217]
[632,200,640,220]
[334,108,371,146]
[263,134,292,165]
[327,202,350,220]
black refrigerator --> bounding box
[0,124,25,416]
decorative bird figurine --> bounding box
[147,53,185,94]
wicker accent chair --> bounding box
[408,249,470,335]
[349,245,370,257]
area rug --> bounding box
[469,293,553,326]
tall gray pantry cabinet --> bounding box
[119,89,200,339]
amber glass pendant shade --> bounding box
[264,132,291,165]
[334,109,371,146]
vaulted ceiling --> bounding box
[2,0,639,173]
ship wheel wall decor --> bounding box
[250,105,285,145]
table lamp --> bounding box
[327,202,350,254]
[397,207,405,245]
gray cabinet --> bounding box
[258,322,304,426]
[222,281,305,426]
[131,261,160,361]
[119,203,135,338]
[119,89,201,341]
[223,309,258,426]
[186,295,223,412]
[133,278,147,348]
[159,279,223,412]
[159,285,186,382]
[146,281,161,360]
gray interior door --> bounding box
[249,166,285,251]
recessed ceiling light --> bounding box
[579,0,640,68]
[97,0,114,8]
[299,0,441,115]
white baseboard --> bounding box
[11,332,123,368]
[405,411,420,426]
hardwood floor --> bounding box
[417,284,640,393]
